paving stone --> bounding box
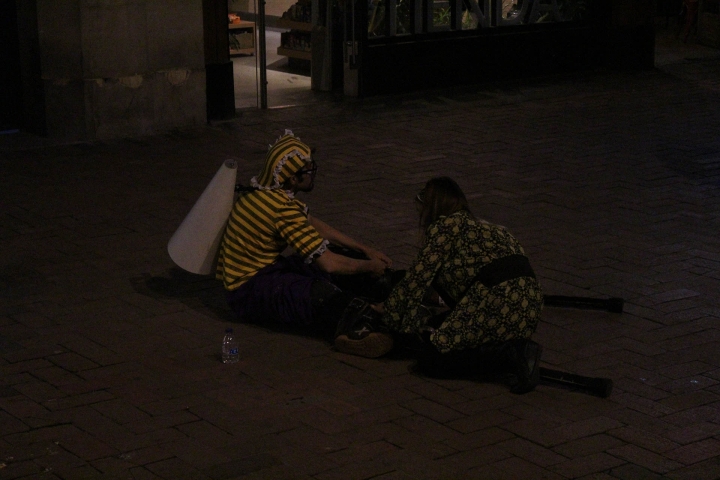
[606,444,685,474]
[433,444,513,473]
[666,456,720,480]
[659,390,720,411]
[0,393,50,420]
[450,393,517,415]
[496,437,568,467]
[202,454,283,479]
[398,397,466,424]
[324,440,402,466]
[549,452,626,478]
[31,446,88,473]
[404,381,470,406]
[608,463,669,480]
[552,434,625,459]
[0,460,47,479]
[347,404,414,427]
[43,390,116,411]
[662,421,720,445]
[663,403,720,426]
[445,409,517,434]
[473,456,565,479]
[608,426,680,454]
[91,398,155,426]
[441,426,515,452]
[664,438,720,465]
[144,457,211,480]
[1,31,720,480]
[0,412,29,437]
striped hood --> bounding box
[250,130,312,190]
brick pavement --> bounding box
[1,28,720,480]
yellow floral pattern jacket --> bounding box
[382,210,543,353]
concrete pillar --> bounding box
[30,0,207,140]
[604,0,656,70]
[0,1,23,132]
[203,0,236,121]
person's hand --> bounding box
[370,303,385,314]
[366,258,387,277]
[367,256,388,276]
[364,247,392,268]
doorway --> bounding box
[0,0,22,132]
[228,0,345,109]
[231,25,315,108]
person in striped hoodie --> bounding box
[217,130,394,358]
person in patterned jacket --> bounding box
[377,176,544,393]
[217,130,393,358]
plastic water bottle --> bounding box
[222,328,239,364]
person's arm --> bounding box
[308,215,392,267]
[276,201,387,276]
[382,220,448,334]
[314,248,386,276]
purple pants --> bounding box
[226,255,333,327]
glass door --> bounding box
[229,0,320,109]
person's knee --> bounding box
[310,279,342,309]
[310,280,355,327]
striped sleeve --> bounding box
[275,199,325,259]
[216,190,326,290]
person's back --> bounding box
[384,208,542,352]
[216,129,394,357]
[427,210,528,304]
[217,187,323,291]
[380,176,543,393]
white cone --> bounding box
[168,159,237,275]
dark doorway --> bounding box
[0,0,22,132]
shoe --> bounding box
[368,269,406,303]
[334,298,394,358]
[507,339,542,394]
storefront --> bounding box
[1,0,654,140]
[231,0,654,100]
[698,0,720,48]
[354,0,608,95]
[0,1,22,133]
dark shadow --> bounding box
[0,333,24,356]
[657,142,720,185]
[406,356,516,391]
[266,58,310,76]
[0,0,21,132]
[130,266,333,341]
[130,267,234,322]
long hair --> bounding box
[417,177,471,232]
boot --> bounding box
[334,298,394,358]
[506,339,542,394]
[413,337,506,380]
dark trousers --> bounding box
[405,312,524,380]
[226,255,334,327]
[226,253,397,333]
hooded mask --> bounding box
[250,130,312,190]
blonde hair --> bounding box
[418,177,471,231]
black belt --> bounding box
[434,254,536,310]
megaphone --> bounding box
[167,159,237,275]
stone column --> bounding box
[604,0,656,70]
[29,0,207,140]
[203,0,236,121]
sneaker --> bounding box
[507,339,542,394]
[334,298,394,358]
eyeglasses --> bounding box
[296,163,318,177]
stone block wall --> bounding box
[603,0,656,70]
[35,0,206,140]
